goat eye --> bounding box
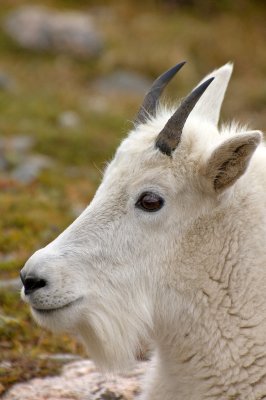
[136,192,164,212]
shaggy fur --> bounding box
[21,64,266,399]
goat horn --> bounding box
[155,77,215,156]
[135,61,186,125]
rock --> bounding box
[82,94,109,114]
[0,73,14,91]
[9,135,35,153]
[0,135,35,154]
[0,361,12,370]
[0,135,36,172]
[38,353,82,363]
[0,135,35,171]
[92,70,152,96]
[11,154,53,184]
[0,278,21,291]
[3,6,104,58]
[2,359,146,400]
[58,111,81,128]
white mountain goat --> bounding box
[20,62,266,399]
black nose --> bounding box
[20,272,47,295]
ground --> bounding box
[0,0,265,395]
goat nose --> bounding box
[20,272,47,295]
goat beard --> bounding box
[76,301,151,372]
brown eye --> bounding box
[136,192,164,212]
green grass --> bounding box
[0,0,265,394]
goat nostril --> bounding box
[23,275,47,295]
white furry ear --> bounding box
[189,63,233,127]
[203,131,262,192]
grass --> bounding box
[0,291,84,391]
[0,0,265,394]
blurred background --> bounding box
[0,0,265,395]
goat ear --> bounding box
[189,63,233,127]
[204,131,262,192]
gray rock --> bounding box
[0,135,35,154]
[93,70,152,95]
[58,110,81,128]
[10,135,35,152]
[2,359,146,400]
[0,73,14,91]
[0,361,12,370]
[83,94,109,113]
[3,6,104,58]
[38,353,82,362]
[11,154,53,184]
[0,278,21,291]
[0,135,35,171]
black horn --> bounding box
[135,61,186,125]
[155,77,215,156]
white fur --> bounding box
[21,64,266,399]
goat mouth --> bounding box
[32,297,83,314]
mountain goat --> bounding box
[20,62,266,399]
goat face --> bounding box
[20,63,261,371]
